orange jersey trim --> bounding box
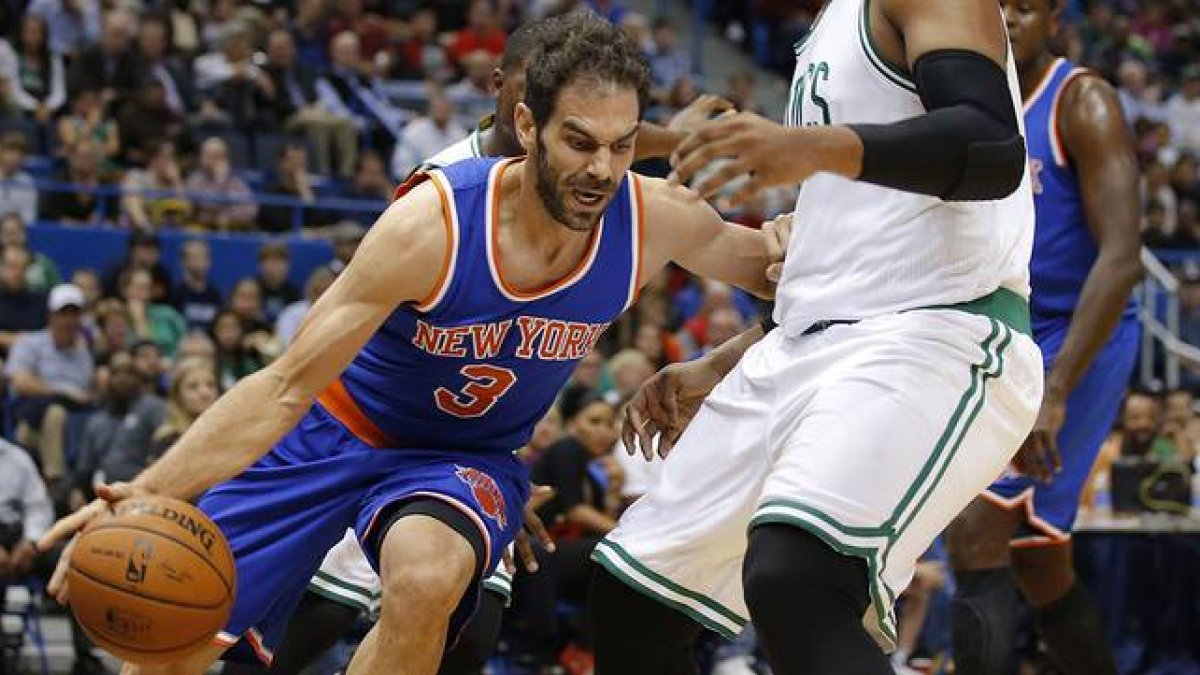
[316,378,395,449]
[488,159,605,301]
[628,173,646,308]
[413,172,459,312]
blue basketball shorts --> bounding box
[985,317,1138,546]
[198,403,529,664]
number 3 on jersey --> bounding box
[435,364,517,418]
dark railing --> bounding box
[10,178,389,234]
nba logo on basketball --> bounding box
[455,466,507,529]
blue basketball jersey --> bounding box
[324,157,643,453]
[1025,58,1137,328]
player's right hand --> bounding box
[1010,397,1065,483]
[506,484,556,575]
[623,359,724,460]
[41,481,150,604]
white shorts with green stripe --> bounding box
[308,529,514,616]
[596,303,1041,651]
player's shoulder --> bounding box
[1058,69,1127,140]
[634,172,716,219]
[428,156,505,192]
[421,134,480,171]
[1054,62,1118,111]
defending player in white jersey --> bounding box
[588,0,1043,674]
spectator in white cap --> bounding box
[4,283,96,484]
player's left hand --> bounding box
[667,94,735,136]
[41,481,149,604]
[762,211,793,283]
[1011,396,1066,483]
[505,484,556,575]
[669,112,814,207]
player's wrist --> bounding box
[1043,377,1071,402]
[807,126,864,181]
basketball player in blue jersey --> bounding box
[943,1,1142,674]
[224,17,735,675]
[40,13,779,675]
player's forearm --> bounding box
[134,368,311,500]
[1045,253,1142,400]
[567,504,618,534]
[705,324,766,379]
[635,122,682,161]
[799,125,865,181]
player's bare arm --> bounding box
[38,183,450,549]
[623,212,792,460]
[1014,74,1142,481]
[637,176,775,299]
[623,324,765,461]
[634,95,734,161]
[671,0,1024,208]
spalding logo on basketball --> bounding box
[66,496,236,666]
[455,466,508,529]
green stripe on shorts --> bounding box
[591,539,745,639]
[750,503,897,646]
[309,573,372,614]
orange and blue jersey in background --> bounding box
[985,59,1139,546]
[199,156,645,665]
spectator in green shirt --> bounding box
[120,267,186,358]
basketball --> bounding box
[65,496,236,665]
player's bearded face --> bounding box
[534,133,618,232]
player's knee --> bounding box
[377,520,476,619]
[743,525,871,626]
[1012,545,1075,606]
[944,503,1014,570]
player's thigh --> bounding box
[757,311,1042,648]
[199,407,374,656]
[596,344,777,639]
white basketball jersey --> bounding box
[774,0,1034,336]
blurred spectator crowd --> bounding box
[0,0,1199,673]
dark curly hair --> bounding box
[523,11,652,129]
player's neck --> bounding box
[1019,51,1058,102]
[508,159,588,247]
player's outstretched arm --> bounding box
[624,211,792,459]
[1012,75,1142,482]
[637,175,776,299]
[671,0,1024,207]
[38,182,451,550]
[624,323,766,460]
[634,95,734,161]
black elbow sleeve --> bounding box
[850,49,1026,201]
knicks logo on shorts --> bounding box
[456,466,507,530]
